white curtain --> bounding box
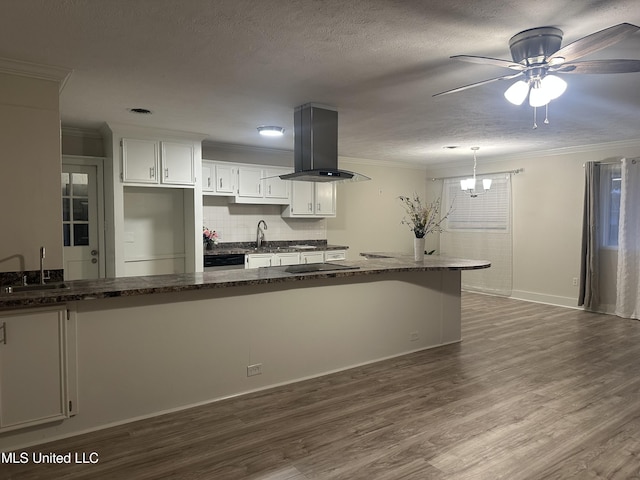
[615,158,640,319]
[441,174,512,296]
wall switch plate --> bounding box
[247,363,262,377]
[572,277,578,286]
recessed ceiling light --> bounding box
[257,126,285,137]
[129,108,152,114]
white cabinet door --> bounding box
[264,168,290,200]
[315,183,336,217]
[300,251,324,264]
[202,161,214,192]
[245,253,273,268]
[283,182,336,217]
[237,167,263,198]
[274,252,300,266]
[122,138,159,184]
[215,164,236,194]
[324,250,347,261]
[161,141,195,185]
[286,181,315,216]
[0,307,71,432]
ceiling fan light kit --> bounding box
[435,23,640,128]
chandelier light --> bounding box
[460,147,491,197]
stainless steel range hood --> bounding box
[279,103,370,183]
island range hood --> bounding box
[279,103,370,183]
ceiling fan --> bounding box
[433,23,640,127]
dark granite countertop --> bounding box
[0,255,490,310]
[204,242,348,255]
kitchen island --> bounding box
[0,255,489,449]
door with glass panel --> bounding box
[62,165,101,280]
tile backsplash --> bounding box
[203,196,326,244]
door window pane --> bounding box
[72,173,89,196]
[73,199,89,222]
[73,224,89,246]
[62,198,70,222]
[63,224,70,247]
[61,173,70,196]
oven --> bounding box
[204,253,245,271]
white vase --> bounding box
[414,237,425,261]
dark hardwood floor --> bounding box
[4,292,640,479]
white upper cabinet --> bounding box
[122,138,195,186]
[122,138,159,184]
[161,141,195,185]
[264,168,290,200]
[232,165,292,205]
[237,166,263,198]
[215,163,237,194]
[282,182,336,218]
[202,161,237,195]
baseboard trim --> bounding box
[510,290,581,309]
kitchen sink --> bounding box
[2,283,70,294]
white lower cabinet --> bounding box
[300,251,325,264]
[273,252,300,266]
[245,253,273,268]
[324,250,347,261]
[0,306,77,432]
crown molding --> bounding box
[0,57,72,93]
[426,139,640,170]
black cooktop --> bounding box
[284,263,360,274]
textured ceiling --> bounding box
[1,0,639,166]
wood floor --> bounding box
[5,292,640,480]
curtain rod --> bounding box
[584,159,637,166]
[430,168,524,181]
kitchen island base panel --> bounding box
[1,270,461,450]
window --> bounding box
[600,164,621,248]
[443,175,511,231]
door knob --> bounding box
[91,258,98,264]
[91,250,98,256]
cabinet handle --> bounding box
[219,178,222,189]
[258,184,261,195]
[164,168,169,178]
[317,203,321,212]
[308,202,312,212]
[208,178,211,188]
[1,321,6,345]
[149,167,155,178]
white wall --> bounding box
[327,157,428,257]
[424,140,640,307]
[0,72,63,273]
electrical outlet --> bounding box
[572,277,578,286]
[247,363,262,377]
[410,332,419,342]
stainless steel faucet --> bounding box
[39,246,46,285]
[256,220,268,249]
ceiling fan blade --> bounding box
[553,59,640,74]
[548,23,640,64]
[433,72,523,97]
[451,55,524,70]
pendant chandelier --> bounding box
[460,147,491,197]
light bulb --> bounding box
[540,75,567,100]
[482,178,492,190]
[529,84,550,107]
[504,80,530,105]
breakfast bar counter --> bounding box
[1,255,489,450]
